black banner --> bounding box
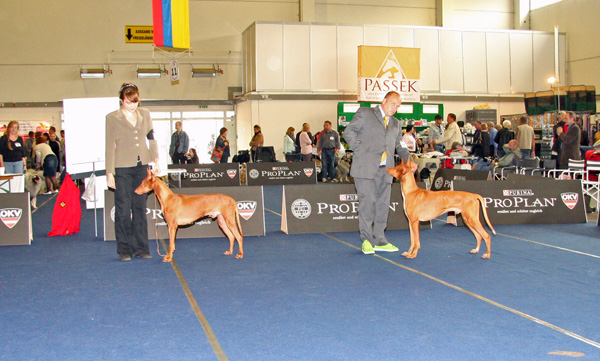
[452,179,586,225]
[104,186,265,241]
[246,162,317,186]
[431,168,490,191]
[281,183,430,234]
[168,163,240,188]
[0,193,32,246]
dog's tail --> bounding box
[477,195,496,235]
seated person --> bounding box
[443,141,468,169]
[473,139,522,172]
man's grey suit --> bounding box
[344,106,410,245]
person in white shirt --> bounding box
[403,125,417,152]
[432,113,462,152]
[283,127,296,161]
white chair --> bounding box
[582,160,600,209]
[547,159,585,180]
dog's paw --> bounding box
[162,256,172,263]
[470,248,479,254]
[224,250,232,256]
[482,253,490,259]
[235,253,243,259]
[401,251,410,257]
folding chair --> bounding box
[582,160,600,209]
[547,159,585,179]
[518,157,541,175]
[532,159,556,177]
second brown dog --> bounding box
[387,159,495,259]
[135,169,243,262]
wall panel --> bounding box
[338,25,364,91]
[463,31,487,93]
[364,26,389,46]
[310,25,338,91]
[510,32,533,93]
[440,30,464,93]
[486,32,511,94]
[415,28,440,92]
[283,24,311,90]
[256,23,283,91]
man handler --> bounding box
[344,91,412,255]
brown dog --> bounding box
[134,169,243,262]
[387,159,495,259]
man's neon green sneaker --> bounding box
[373,243,399,252]
[361,240,375,255]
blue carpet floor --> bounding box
[1,186,599,360]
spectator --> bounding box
[24,131,35,169]
[249,125,264,162]
[474,139,522,172]
[299,123,313,162]
[0,121,26,174]
[556,111,581,169]
[471,121,490,161]
[215,127,230,163]
[516,116,535,158]
[443,141,469,169]
[283,127,296,162]
[578,118,589,146]
[432,113,461,151]
[169,121,189,164]
[295,123,313,153]
[428,115,444,152]
[185,148,199,164]
[317,120,340,182]
[403,125,417,152]
[495,120,514,158]
[487,121,498,156]
[48,131,61,172]
[34,135,59,193]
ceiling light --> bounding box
[191,65,223,78]
[80,65,111,79]
[137,65,166,78]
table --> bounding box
[0,174,24,193]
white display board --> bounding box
[63,97,120,178]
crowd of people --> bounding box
[0,121,65,194]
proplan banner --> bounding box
[168,163,241,188]
[452,180,586,225]
[281,183,430,234]
[358,46,420,102]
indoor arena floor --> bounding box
[1,185,600,361]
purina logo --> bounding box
[560,192,579,210]
[0,208,22,229]
[339,194,358,201]
[227,169,237,179]
[303,168,313,177]
[237,201,257,220]
[503,189,534,196]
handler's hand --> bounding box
[556,127,563,135]
[411,163,418,172]
[107,173,116,189]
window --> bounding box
[530,0,564,11]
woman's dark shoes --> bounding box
[135,253,153,259]
[119,254,132,262]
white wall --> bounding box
[529,0,600,92]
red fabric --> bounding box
[443,150,454,169]
[585,149,600,181]
[47,174,81,236]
